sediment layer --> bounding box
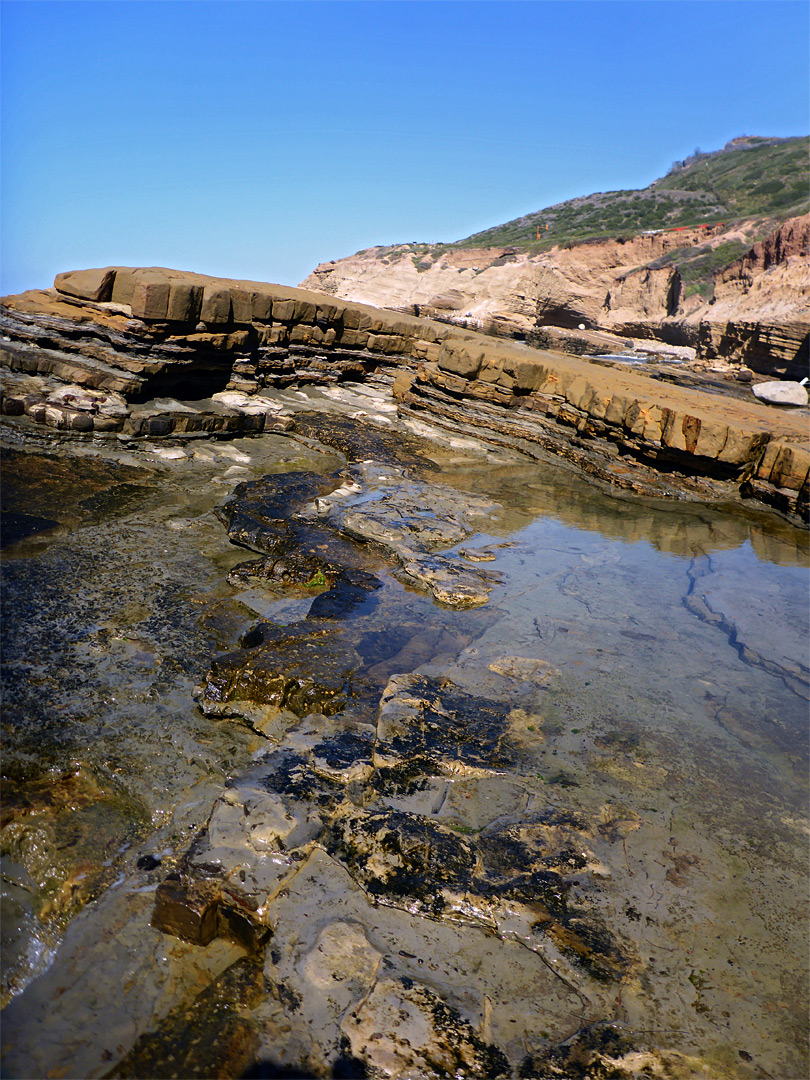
[301,215,810,380]
[1,265,808,524]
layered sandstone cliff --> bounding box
[687,215,810,376]
[1,265,808,524]
[300,216,810,379]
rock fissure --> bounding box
[683,556,810,700]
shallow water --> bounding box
[1,387,808,1078]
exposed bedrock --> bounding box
[301,216,810,379]
[1,265,808,524]
[684,216,810,380]
[394,344,810,525]
[152,671,641,1077]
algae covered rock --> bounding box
[341,976,510,1079]
[196,619,361,727]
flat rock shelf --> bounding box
[1,264,808,526]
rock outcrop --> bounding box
[2,266,808,524]
[300,216,810,379]
[2,325,808,1079]
[302,233,695,339]
[687,216,810,378]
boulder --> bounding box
[752,380,809,406]
[54,267,118,303]
[427,289,466,311]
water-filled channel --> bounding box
[1,384,807,1079]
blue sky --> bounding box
[2,0,808,295]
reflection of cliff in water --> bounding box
[438,456,809,566]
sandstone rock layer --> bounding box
[301,216,810,380]
[2,265,808,524]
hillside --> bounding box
[302,226,808,384]
[379,137,808,305]
[451,135,809,251]
[301,137,809,377]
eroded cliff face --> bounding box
[300,216,810,378]
[301,232,693,338]
[689,216,810,377]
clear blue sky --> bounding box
[2,0,808,295]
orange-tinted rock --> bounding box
[151,875,221,945]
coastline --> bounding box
[1,269,808,1078]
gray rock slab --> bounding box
[752,380,809,406]
[0,890,243,1080]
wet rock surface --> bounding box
[303,461,505,606]
[1,392,808,1080]
[0,430,341,1008]
[197,618,363,728]
[215,461,506,612]
[0,443,147,547]
[341,976,511,1079]
[106,956,265,1079]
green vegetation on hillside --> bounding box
[650,239,752,301]
[356,138,807,306]
[448,135,808,252]
[656,136,808,217]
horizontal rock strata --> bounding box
[690,216,810,379]
[0,268,444,437]
[2,266,808,524]
[395,341,810,523]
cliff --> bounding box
[300,216,809,380]
[689,215,810,373]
